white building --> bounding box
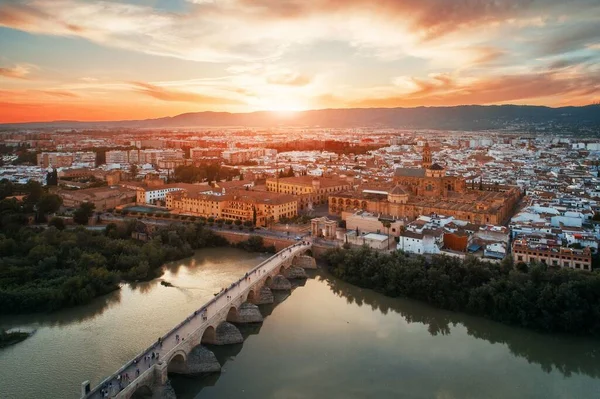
[136,186,187,205]
[397,230,442,255]
[106,150,130,164]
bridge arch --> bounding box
[226,306,239,323]
[201,325,216,344]
[265,276,272,287]
[130,385,153,399]
[246,289,256,304]
[167,351,188,374]
[279,265,286,275]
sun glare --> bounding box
[257,97,309,114]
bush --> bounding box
[48,217,66,230]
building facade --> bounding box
[166,189,298,226]
[329,144,521,225]
[512,234,592,271]
[266,176,351,211]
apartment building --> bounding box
[512,234,592,271]
[166,188,298,226]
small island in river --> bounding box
[0,329,33,348]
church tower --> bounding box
[422,141,432,169]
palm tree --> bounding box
[383,221,392,250]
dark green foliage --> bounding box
[324,246,600,336]
[36,194,62,220]
[73,202,95,225]
[0,222,227,314]
[48,217,66,230]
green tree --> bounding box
[48,217,66,230]
[24,181,43,205]
[37,194,63,219]
[73,203,95,225]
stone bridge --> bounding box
[81,242,315,399]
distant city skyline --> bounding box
[0,0,599,122]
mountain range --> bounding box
[2,104,599,131]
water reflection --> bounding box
[0,289,122,329]
[317,269,600,379]
[129,279,160,294]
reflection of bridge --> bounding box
[81,242,314,399]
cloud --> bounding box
[0,0,594,65]
[129,81,240,104]
[236,0,537,40]
[267,72,311,86]
[547,56,597,70]
[37,89,79,98]
[540,23,600,56]
[348,71,599,107]
[0,64,34,79]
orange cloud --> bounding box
[0,64,34,79]
[129,82,241,104]
[349,71,599,107]
[36,90,79,98]
[236,0,537,39]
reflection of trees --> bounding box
[317,270,600,379]
[129,280,160,294]
[1,290,122,329]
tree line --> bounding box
[0,222,228,314]
[324,246,600,337]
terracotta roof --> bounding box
[390,185,409,195]
[429,163,445,171]
[394,168,426,178]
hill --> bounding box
[2,104,599,131]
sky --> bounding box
[0,0,599,122]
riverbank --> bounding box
[0,329,31,348]
[0,219,274,314]
[324,246,600,337]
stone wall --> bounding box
[213,230,296,251]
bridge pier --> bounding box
[285,266,309,279]
[228,302,263,323]
[292,255,317,269]
[270,274,292,290]
[256,287,274,304]
[202,322,244,345]
[153,380,177,399]
[185,346,221,375]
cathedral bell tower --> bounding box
[422,141,432,169]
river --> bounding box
[1,248,599,399]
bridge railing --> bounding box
[84,241,311,399]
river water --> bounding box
[1,248,599,399]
